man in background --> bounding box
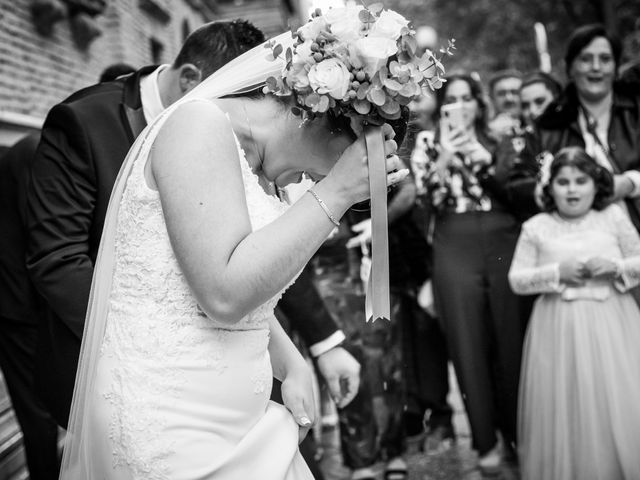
[488,70,523,140]
[0,62,137,480]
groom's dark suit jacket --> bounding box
[26,66,340,428]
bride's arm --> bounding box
[267,315,315,436]
[152,100,400,323]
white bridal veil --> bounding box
[59,31,294,479]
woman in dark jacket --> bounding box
[532,24,640,229]
[415,73,529,473]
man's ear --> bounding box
[178,63,202,93]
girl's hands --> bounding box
[584,257,619,280]
[280,363,316,444]
[322,124,408,206]
[559,259,587,286]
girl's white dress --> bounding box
[83,129,314,479]
[509,205,640,480]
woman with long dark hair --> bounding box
[416,73,529,473]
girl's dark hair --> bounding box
[541,147,613,212]
[434,73,489,135]
[564,24,622,75]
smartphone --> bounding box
[441,102,466,132]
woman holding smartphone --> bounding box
[415,73,530,474]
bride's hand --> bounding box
[321,123,409,206]
[280,363,317,444]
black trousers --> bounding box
[338,292,453,465]
[397,294,452,435]
[0,316,59,480]
[432,210,530,455]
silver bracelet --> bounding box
[308,189,340,227]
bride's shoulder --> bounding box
[150,99,240,180]
[153,99,236,156]
[167,99,230,131]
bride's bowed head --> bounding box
[263,4,454,322]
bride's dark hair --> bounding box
[228,87,410,147]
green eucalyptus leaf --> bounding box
[273,43,283,59]
[368,88,386,106]
[305,93,321,107]
[353,99,371,115]
[356,83,370,100]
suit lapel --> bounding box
[119,65,158,143]
[123,104,146,141]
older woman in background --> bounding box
[535,23,640,230]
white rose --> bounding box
[325,6,364,43]
[286,62,310,89]
[298,16,327,41]
[308,58,351,99]
[353,37,397,78]
[368,10,409,40]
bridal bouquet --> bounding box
[264,3,454,125]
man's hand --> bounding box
[345,219,372,249]
[316,346,361,408]
[488,113,520,140]
[612,174,635,202]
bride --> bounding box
[60,6,446,478]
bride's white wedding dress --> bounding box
[82,118,314,479]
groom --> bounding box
[26,19,357,438]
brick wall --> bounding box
[0,0,208,124]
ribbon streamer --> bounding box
[364,126,390,322]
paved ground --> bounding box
[317,367,520,480]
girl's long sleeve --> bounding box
[509,223,563,295]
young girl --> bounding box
[509,147,640,480]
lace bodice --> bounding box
[509,205,640,299]
[105,128,289,341]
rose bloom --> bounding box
[368,10,409,40]
[352,36,398,78]
[286,62,311,89]
[324,5,364,43]
[293,40,314,65]
[298,16,328,41]
[308,58,351,99]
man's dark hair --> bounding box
[173,20,265,79]
[541,146,613,212]
[488,69,522,96]
[99,63,136,82]
[564,24,622,75]
[520,71,563,99]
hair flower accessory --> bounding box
[263,2,454,125]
